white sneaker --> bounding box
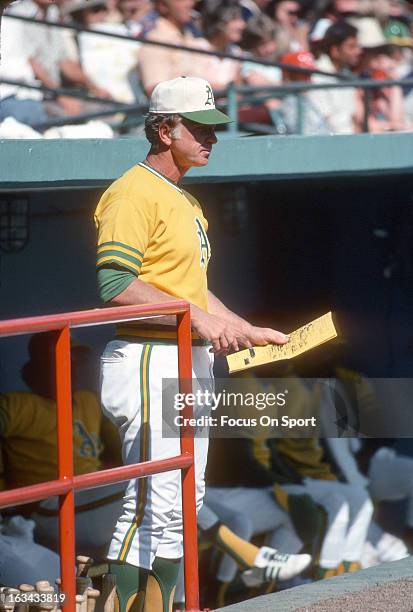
[241,546,312,587]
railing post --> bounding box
[295,92,304,135]
[362,86,370,133]
[226,82,238,133]
[177,308,199,612]
[55,327,76,612]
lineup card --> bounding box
[227,312,338,374]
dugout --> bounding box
[1,133,413,392]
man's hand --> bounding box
[244,325,289,348]
[191,306,288,355]
[191,307,251,354]
[57,95,83,116]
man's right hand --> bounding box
[191,307,251,354]
[191,307,288,355]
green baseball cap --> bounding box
[384,20,413,47]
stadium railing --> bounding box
[0,302,200,612]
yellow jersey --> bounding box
[0,390,116,490]
[94,162,211,340]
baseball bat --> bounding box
[15,585,34,612]
[75,596,84,612]
[76,557,94,578]
[86,589,100,612]
[1,588,19,612]
[34,586,55,612]
[76,578,91,612]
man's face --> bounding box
[170,118,218,168]
[223,16,246,44]
[332,35,361,68]
[158,0,194,26]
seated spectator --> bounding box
[309,20,363,133]
[0,333,124,559]
[65,0,143,103]
[1,0,111,123]
[240,15,286,125]
[198,0,246,91]
[266,0,309,51]
[241,14,287,86]
[355,17,407,131]
[383,20,413,78]
[138,0,205,95]
[278,51,330,134]
[0,10,47,126]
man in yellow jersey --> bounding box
[94,76,290,611]
[0,332,124,558]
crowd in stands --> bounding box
[1,0,413,134]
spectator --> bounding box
[1,0,111,122]
[138,0,205,95]
[65,0,143,103]
[309,20,362,133]
[266,0,309,51]
[241,14,287,85]
[383,19,413,78]
[198,0,246,91]
[240,15,286,126]
[0,10,47,126]
[355,17,407,131]
[278,51,330,134]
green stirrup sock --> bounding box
[150,557,181,612]
[109,562,149,612]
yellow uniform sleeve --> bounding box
[95,194,154,276]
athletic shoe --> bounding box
[241,546,312,587]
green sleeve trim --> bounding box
[98,241,144,258]
[97,249,142,270]
[97,265,137,302]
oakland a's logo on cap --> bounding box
[205,85,214,106]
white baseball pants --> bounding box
[100,339,214,569]
[368,447,413,527]
[282,478,373,567]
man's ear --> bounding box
[330,44,339,62]
[158,121,173,146]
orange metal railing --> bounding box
[0,302,200,611]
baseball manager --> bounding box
[94,76,288,611]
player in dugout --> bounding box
[0,332,125,559]
[94,76,310,611]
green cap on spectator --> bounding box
[384,20,413,47]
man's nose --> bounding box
[206,130,218,144]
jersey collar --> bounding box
[138,162,183,193]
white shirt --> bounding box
[78,22,141,103]
[309,54,357,134]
